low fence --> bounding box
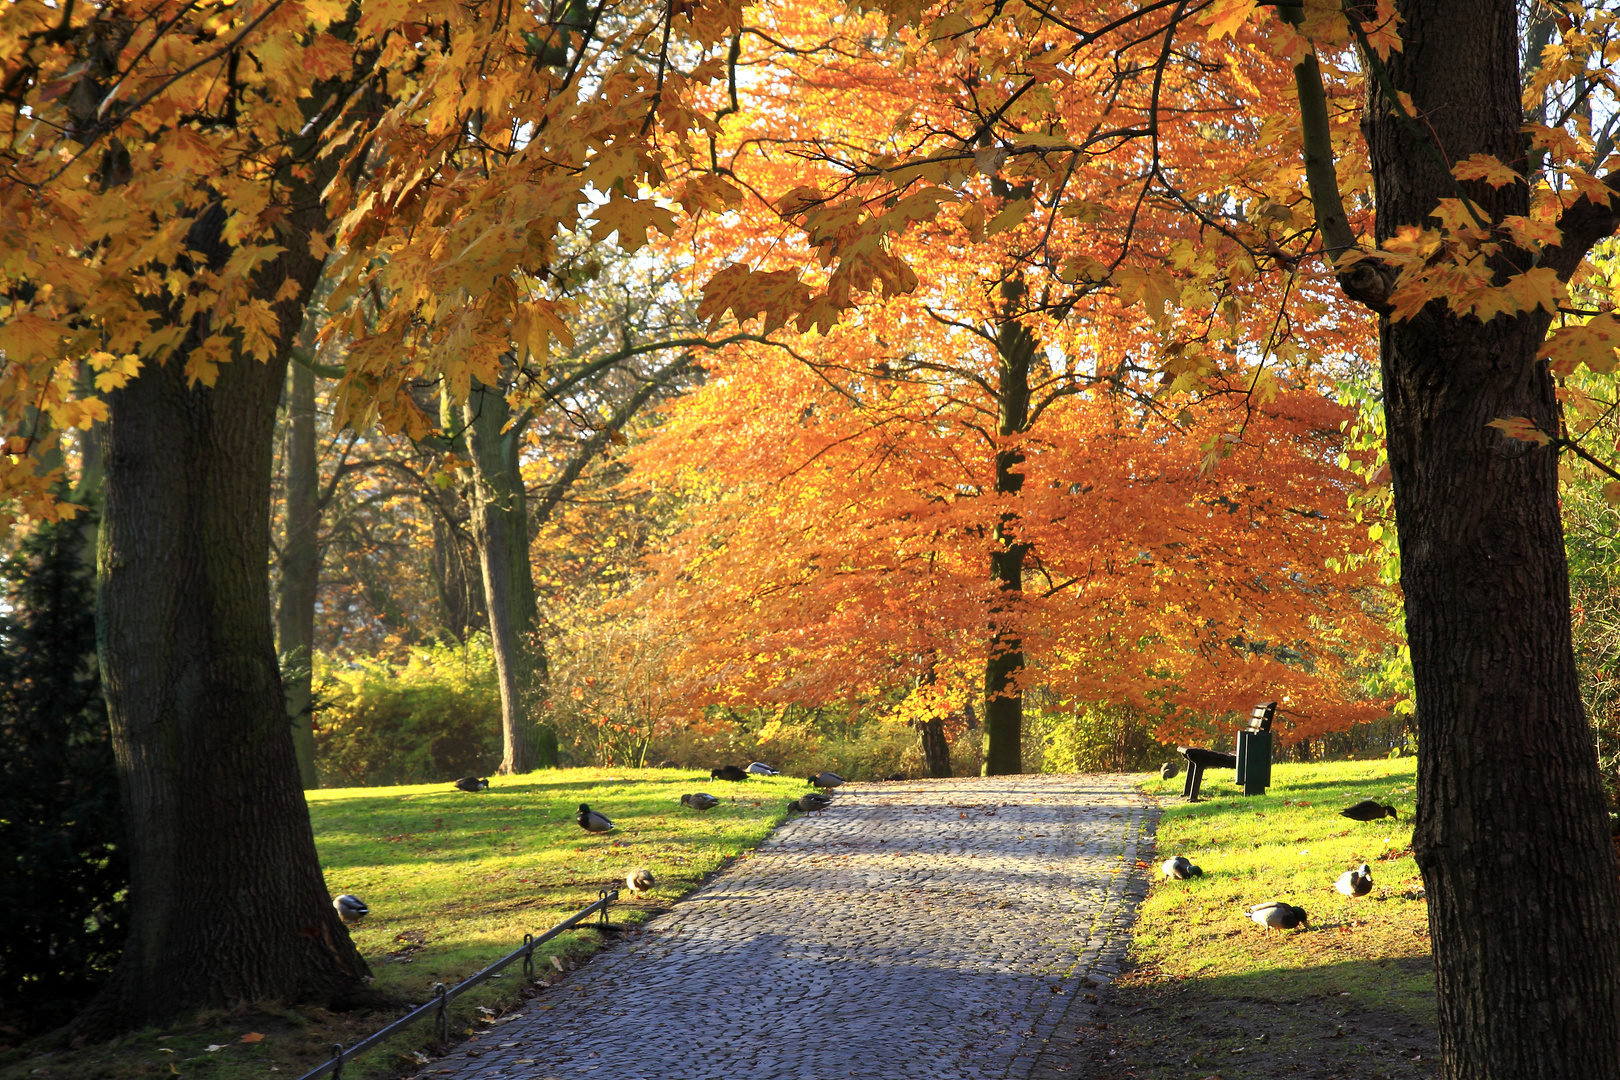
[296,889,619,1080]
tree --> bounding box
[658,0,1388,767]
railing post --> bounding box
[522,932,535,982]
[598,889,610,926]
[433,982,449,1044]
[329,1043,345,1079]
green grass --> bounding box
[3,767,804,1080]
[1099,758,1438,1078]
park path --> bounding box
[417,774,1155,1080]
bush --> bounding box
[313,637,504,786]
[0,517,127,1044]
[1039,701,1173,774]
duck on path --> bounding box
[333,894,369,924]
[1159,761,1179,780]
[711,765,749,782]
[1161,856,1202,880]
[454,776,489,793]
[1341,799,1398,821]
[1247,901,1309,930]
[576,803,614,833]
[1336,863,1374,897]
[681,792,721,811]
[626,868,655,895]
[790,793,833,814]
[807,771,846,791]
[745,762,780,775]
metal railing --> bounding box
[296,889,619,1080]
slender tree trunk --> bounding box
[276,350,320,789]
[465,377,555,774]
[78,203,371,1032]
[1364,5,1620,1076]
[918,716,951,777]
[983,317,1033,775]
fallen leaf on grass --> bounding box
[204,1044,226,1052]
[241,1033,264,1043]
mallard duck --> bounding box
[1161,855,1202,880]
[745,761,780,775]
[680,792,721,811]
[626,867,655,895]
[1247,901,1309,930]
[576,803,614,833]
[806,771,846,791]
[790,793,833,814]
[1341,800,1398,821]
[333,894,369,924]
[1159,761,1179,780]
[454,776,489,793]
[710,765,748,781]
[1335,863,1373,897]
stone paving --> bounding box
[417,773,1155,1080]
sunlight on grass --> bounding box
[1134,758,1433,1022]
[309,766,801,1001]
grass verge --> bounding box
[1080,758,1438,1079]
[3,767,803,1080]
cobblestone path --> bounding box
[421,774,1155,1080]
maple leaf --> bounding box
[1538,313,1620,376]
[590,198,678,253]
[1486,416,1553,447]
[1452,154,1522,188]
[1200,0,1257,40]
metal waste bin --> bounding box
[1235,728,1272,795]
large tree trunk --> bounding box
[464,377,555,775]
[276,351,321,789]
[1364,4,1620,1076]
[79,205,372,1032]
[918,716,951,777]
[983,317,1033,775]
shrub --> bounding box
[313,637,503,786]
[1040,701,1172,774]
[0,517,127,1044]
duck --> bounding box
[1159,760,1179,780]
[745,762,780,775]
[454,776,489,793]
[576,803,614,833]
[1335,863,1373,897]
[710,765,748,782]
[1341,799,1398,821]
[1247,901,1309,930]
[626,867,655,896]
[1160,855,1202,880]
[884,773,907,781]
[680,792,721,811]
[333,894,369,924]
[790,793,833,814]
[806,771,846,791]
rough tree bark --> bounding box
[1287,3,1620,1076]
[276,350,321,789]
[78,199,373,1032]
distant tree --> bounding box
[0,516,126,1042]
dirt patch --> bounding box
[1053,961,1440,1080]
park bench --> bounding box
[1176,700,1277,801]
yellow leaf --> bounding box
[1500,267,1565,315]
[985,198,1033,236]
[1538,313,1620,376]
[1453,153,1522,188]
[1486,416,1552,446]
[589,198,677,253]
[1603,481,1620,505]
[1199,0,1257,40]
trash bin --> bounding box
[1235,728,1272,795]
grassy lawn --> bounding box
[3,767,803,1080]
[1088,758,1439,1079]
